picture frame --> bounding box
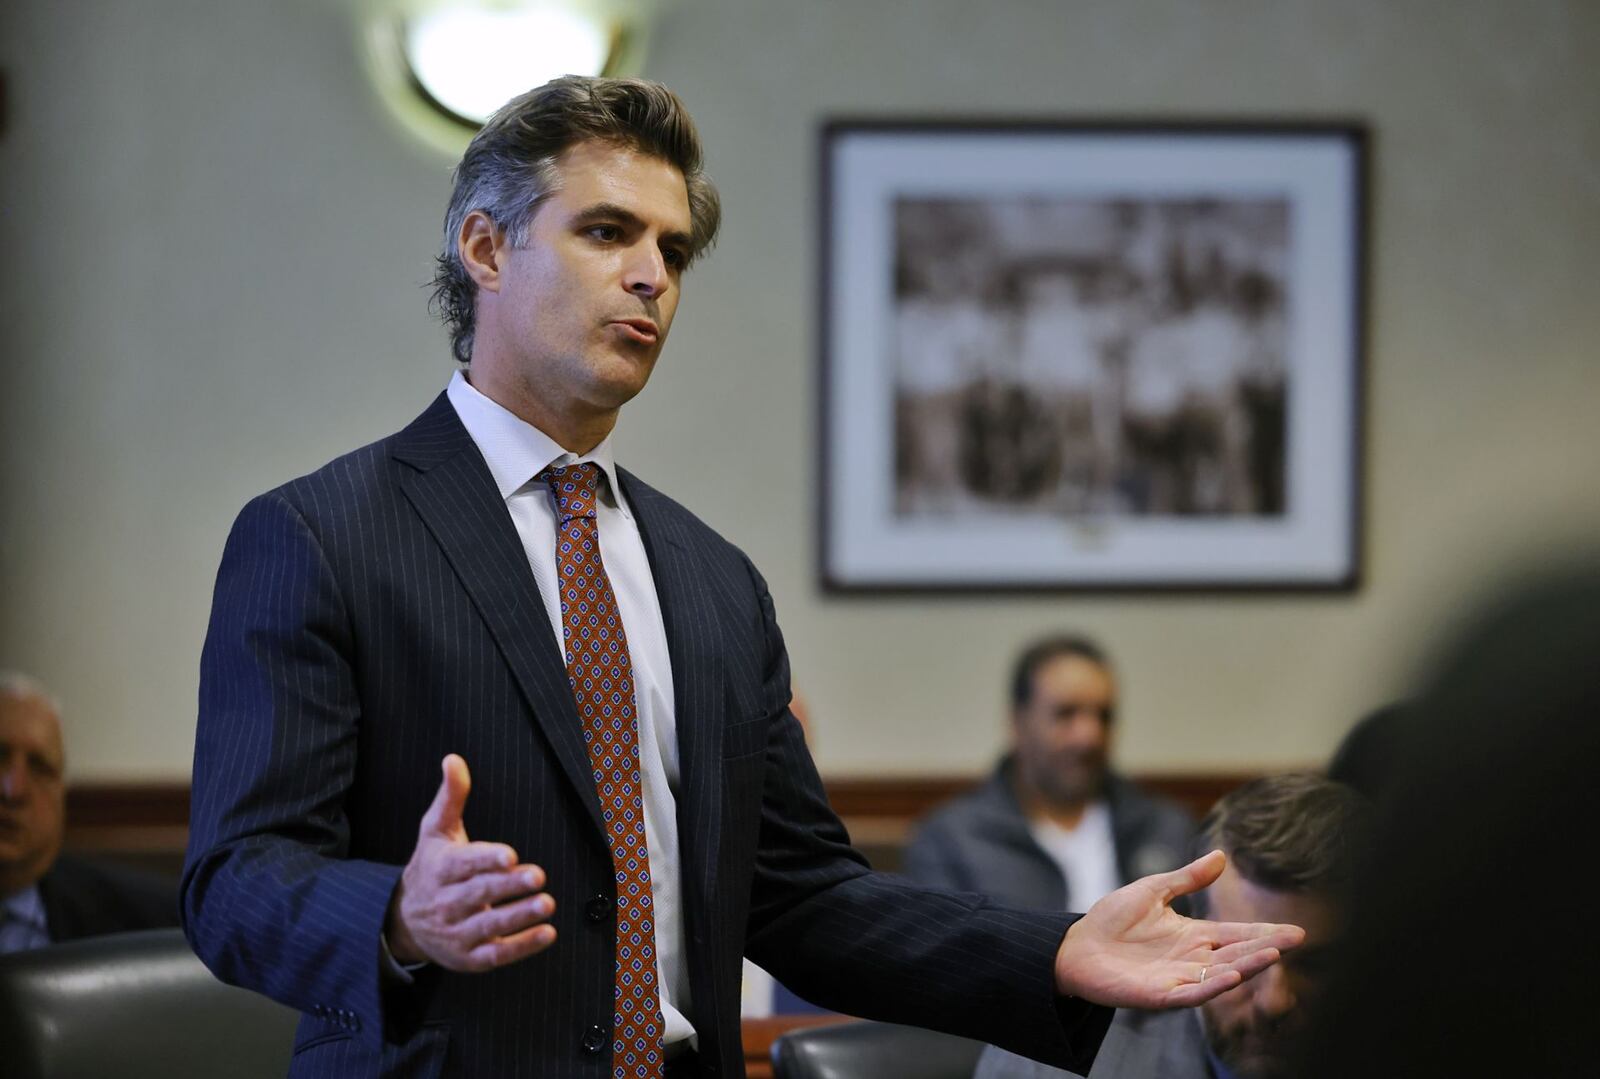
[819,119,1368,592]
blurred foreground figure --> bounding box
[976,773,1367,1079]
[1325,701,1409,800]
[1294,565,1599,1078]
[905,635,1193,910]
[0,673,176,953]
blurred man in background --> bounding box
[976,772,1369,1079]
[1,673,176,954]
[905,635,1193,911]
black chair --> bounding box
[0,928,299,1079]
[771,1020,986,1079]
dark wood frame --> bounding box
[817,118,1370,594]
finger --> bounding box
[1218,945,1283,985]
[438,865,543,915]
[1195,920,1306,952]
[1151,849,1226,902]
[436,842,523,885]
[1164,944,1284,1008]
[457,892,556,945]
[1163,966,1245,1008]
[419,754,472,839]
[463,923,558,972]
[1207,931,1302,968]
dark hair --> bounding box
[1198,773,1369,899]
[430,76,722,365]
[1009,634,1112,713]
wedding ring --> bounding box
[1199,966,1210,983]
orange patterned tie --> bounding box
[540,462,663,1079]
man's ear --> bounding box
[459,210,508,292]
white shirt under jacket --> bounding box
[446,370,695,1048]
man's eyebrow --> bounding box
[572,203,693,250]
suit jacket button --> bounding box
[581,1024,608,1053]
[586,895,613,922]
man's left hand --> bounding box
[1054,850,1304,1008]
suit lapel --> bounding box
[392,394,606,844]
[620,469,726,903]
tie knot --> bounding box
[538,462,601,523]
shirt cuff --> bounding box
[378,932,429,984]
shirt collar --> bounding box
[445,370,631,519]
[1205,1048,1239,1079]
[1,884,47,931]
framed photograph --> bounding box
[819,120,1367,592]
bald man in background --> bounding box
[0,673,177,953]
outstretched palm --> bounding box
[1054,850,1303,1009]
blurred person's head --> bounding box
[430,75,721,367]
[1297,564,1600,1078]
[1326,701,1411,800]
[0,673,66,897]
[1193,774,1369,1079]
[1008,635,1116,809]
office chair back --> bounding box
[0,928,298,1079]
[771,1019,986,1079]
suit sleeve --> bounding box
[181,491,408,1049]
[735,558,1113,1074]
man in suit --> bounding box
[904,635,1195,912]
[974,774,1367,1079]
[1,673,178,954]
[182,77,1300,1078]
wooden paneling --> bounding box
[822,771,1265,838]
[64,783,190,852]
[62,771,1273,860]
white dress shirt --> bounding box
[1027,801,1121,912]
[447,371,694,1046]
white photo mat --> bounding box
[820,122,1366,590]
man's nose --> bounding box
[1251,965,1297,1019]
[0,760,28,803]
[622,244,667,298]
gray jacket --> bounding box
[903,757,1196,913]
[974,1008,1213,1079]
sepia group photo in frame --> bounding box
[819,120,1367,592]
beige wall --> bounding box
[2,0,1596,781]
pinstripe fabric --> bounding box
[183,392,1112,1078]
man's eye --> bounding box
[587,225,621,241]
[663,248,687,270]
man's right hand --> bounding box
[386,754,557,972]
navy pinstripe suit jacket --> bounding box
[182,393,1112,1077]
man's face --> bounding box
[1199,864,1341,1078]
[1011,654,1114,806]
[471,139,693,429]
[0,692,66,895]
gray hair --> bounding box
[0,671,61,717]
[430,75,722,365]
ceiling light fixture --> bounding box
[358,1,654,155]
